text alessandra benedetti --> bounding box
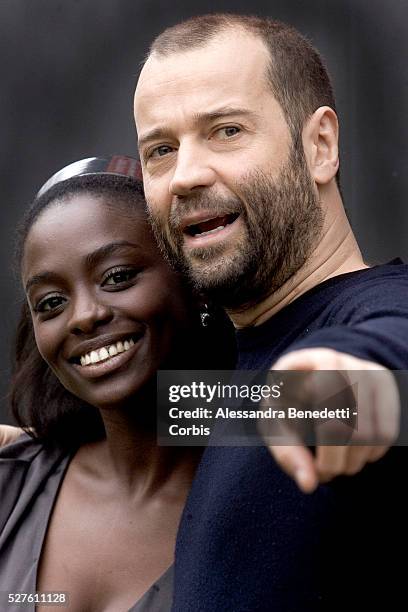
[215,407,353,420]
[169,407,353,420]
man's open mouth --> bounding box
[184,213,240,237]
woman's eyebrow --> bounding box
[25,241,141,293]
[84,241,141,270]
[25,271,60,294]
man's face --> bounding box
[135,31,322,308]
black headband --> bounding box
[35,155,142,200]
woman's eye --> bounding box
[102,267,138,287]
[36,294,66,313]
[215,125,241,139]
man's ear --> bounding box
[302,106,339,185]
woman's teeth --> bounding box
[79,338,135,366]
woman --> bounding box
[0,156,234,611]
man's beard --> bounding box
[148,144,324,310]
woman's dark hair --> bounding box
[10,173,236,450]
[15,173,147,266]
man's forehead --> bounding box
[135,33,271,140]
[136,30,269,101]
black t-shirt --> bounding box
[237,258,408,369]
[173,261,408,611]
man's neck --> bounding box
[228,199,368,328]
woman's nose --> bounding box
[68,293,113,335]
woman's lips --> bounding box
[71,335,143,379]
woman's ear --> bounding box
[302,106,339,185]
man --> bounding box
[134,14,408,609]
[135,14,402,489]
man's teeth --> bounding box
[80,338,135,366]
[197,225,225,237]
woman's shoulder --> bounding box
[0,429,71,537]
[0,428,67,466]
[0,425,24,448]
[0,429,41,459]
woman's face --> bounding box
[22,193,194,409]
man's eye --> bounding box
[35,294,66,313]
[102,267,138,287]
[215,125,241,139]
[150,145,174,159]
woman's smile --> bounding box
[69,331,145,379]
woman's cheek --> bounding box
[33,321,59,366]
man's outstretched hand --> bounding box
[268,348,400,493]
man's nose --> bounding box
[169,143,216,197]
[68,291,113,335]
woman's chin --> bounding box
[71,373,157,414]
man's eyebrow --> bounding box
[138,127,173,149]
[138,107,257,149]
[25,241,141,293]
[192,106,258,123]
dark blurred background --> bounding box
[0,0,407,422]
